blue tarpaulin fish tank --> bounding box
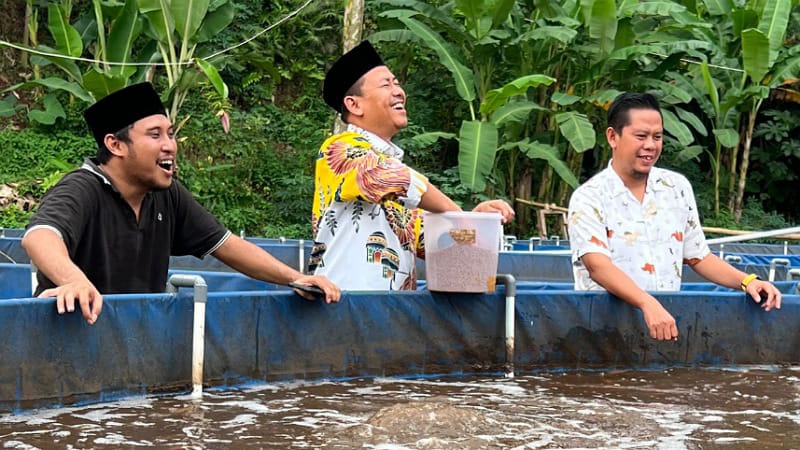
[1,232,798,414]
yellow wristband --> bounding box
[740,273,759,291]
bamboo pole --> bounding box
[515,198,800,241]
[514,197,568,213]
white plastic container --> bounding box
[424,211,502,292]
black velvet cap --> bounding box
[323,40,385,113]
[83,82,167,148]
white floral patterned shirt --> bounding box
[568,162,710,291]
[310,124,429,290]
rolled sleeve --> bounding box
[398,167,428,210]
[568,186,612,263]
[681,183,711,261]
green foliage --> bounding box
[0,126,95,228]
[0,128,94,185]
[3,0,799,238]
[374,0,565,196]
[702,200,793,238]
[748,108,800,221]
[5,0,234,129]
[217,0,341,109]
[0,205,33,229]
[177,100,324,236]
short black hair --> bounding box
[340,76,366,124]
[607,92,661,134]
[96,124,133,164]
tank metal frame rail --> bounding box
[166,274,208,398]
[707,226,800,246]
[495,274,516,378]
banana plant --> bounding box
[4,0,139,120]
[674,0,800,220]
[372,0,567,194]
[3,0,234,131]
[731,0,799,221]
[138,0,235,127]
[499,0,704,206]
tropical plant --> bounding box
[665,0,800,221]
[370,0,713,231]
[371,0,567,199]
[3,0,234,130]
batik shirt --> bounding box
[568,162,710,291]
[310,124,429,290]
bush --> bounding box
[0,128,95,184]
[0,127,95,227]
[176,100,331,237]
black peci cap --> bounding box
[83,82,167,148]
[322,40,385,113]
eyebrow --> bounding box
[143,125,174,134]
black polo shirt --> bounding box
[26,158,230,295]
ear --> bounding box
[103,133,127,157]
[342,95,363,118]
[605,126,617,150]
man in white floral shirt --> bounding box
[568,92,781,341]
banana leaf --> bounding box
[47,4,83,58]
[458,120,498,192]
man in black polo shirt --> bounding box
[22,82,340,325]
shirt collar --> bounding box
[81,157,114,187]
[605,159,666,196]
[346,123,404,160]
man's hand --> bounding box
[472,199,515,223]
[38,280,103,325]
[746,279,782,311]
[640,297,678,341]
[290,275,341,304]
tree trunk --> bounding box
[537,165,552,201]
[726,124,741,213]
[733,109,757,222]
[332,0,365,134]
[515,167,532,233]
[21,1,32,69]
[712,144,721,217]
[555,147,582,208]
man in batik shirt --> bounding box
[568,92,781,341]
[311,41,514,290]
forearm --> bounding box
[691,253,748,289]
[22,228,90,286]
[581,253,660,310]
[213,235,303,285]
[418,182,462,213]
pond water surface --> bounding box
[1,367,799,449]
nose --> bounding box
[163,136,177,153]
[392,82,405,98]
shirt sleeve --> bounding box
[24,171,95,253]
[170,181,231,258]
[568,184,612,263]
[320,135,429,209]
[679,177,711,262]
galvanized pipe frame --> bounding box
[167,274,208,398]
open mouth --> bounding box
[157,159,175,174]
[391,102,405,112]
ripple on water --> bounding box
[1,367,799,449]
